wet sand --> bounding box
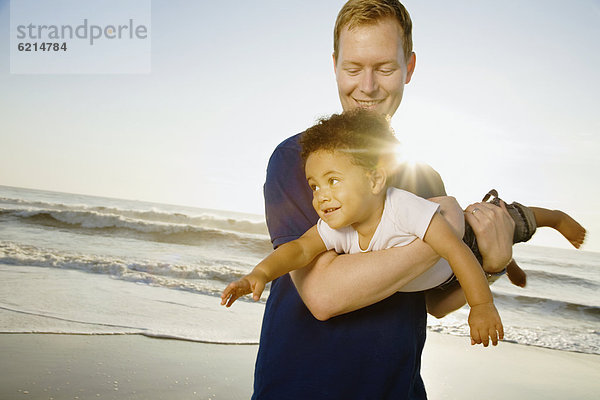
[1,332,598,399]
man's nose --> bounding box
[359,70,378,95]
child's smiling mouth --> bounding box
[322,207,340,215]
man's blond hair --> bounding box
[333,0,413,62]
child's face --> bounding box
[305,150,379,230]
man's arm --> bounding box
[425,284,466,319]
[292,195,471,320]
[286,191,512,321]
[290,240,441,321]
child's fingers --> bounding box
[221,282,246,307]
[221,284,233,299]
[489,327,499,346]
[252,281,265,302]
[226,292,242,308]
[220,284,236,305]
[480,330,490,347]
[497,323,504,341]
[470,328,482,346]
[220,294,229,306]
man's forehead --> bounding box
[340,20,403,43]
[337,20,405,63]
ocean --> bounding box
[1,185,598,355]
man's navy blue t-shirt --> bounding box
[253,133,446,400]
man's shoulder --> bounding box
[390,161,446,198]
[266,133,303,169]
[272,132,303,154]
[264,131,316,247]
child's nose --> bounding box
[316,188,330,202]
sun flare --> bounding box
[392,142,425,169]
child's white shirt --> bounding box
[316,187,453,292]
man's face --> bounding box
[334,17,416,117]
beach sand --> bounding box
[1,332,598,400]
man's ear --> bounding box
[369,167,387,195]
[405,52,416,84]
[332,52,338,75]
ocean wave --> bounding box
[427,324,599,355]
[0,241,264,299]
[494,292,600,320]
[0,197,268,235]
[516,253,599,270]
[524,269,599,290]
[0,207,272,256]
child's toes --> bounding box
[572,232,586,248]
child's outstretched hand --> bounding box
[221,270,268,308]
[468,302,504,347]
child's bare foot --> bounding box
[506,259,527,288]
[555,212,586,249]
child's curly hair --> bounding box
[300,108,399,170]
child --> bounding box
[221,109,586,347]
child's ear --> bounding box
[369,167,387,195]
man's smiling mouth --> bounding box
[354,99,383,107]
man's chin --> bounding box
[346,101,393,117]
[354,100,383,111]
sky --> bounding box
[1,0,599,251]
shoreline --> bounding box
[1,332,598,400]
[3,329,597,356]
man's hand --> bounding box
[465,201,515,273]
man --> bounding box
[253,1,514,398]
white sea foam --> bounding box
[0,241,258,298]
[1,208,273,262]
[0,265,263,344]
[0,196,269,235]
[1,186,599,354]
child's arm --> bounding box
[424,213,504,346]
[221,225,327,307]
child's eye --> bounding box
[329,178,340,185]
[311,184,320,192]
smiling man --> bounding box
[334,14,415,116]
[253,1,514,399]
